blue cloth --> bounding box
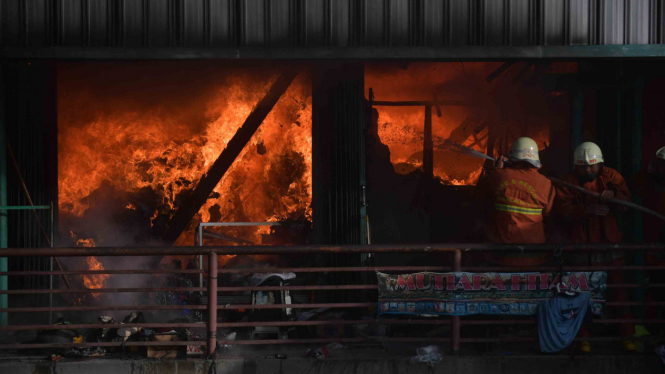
[538,293,591,353]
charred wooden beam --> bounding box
[163,69,299,243]
[485,62,516,83]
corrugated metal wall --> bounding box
[2,62,58,319]
[1,0,663,49]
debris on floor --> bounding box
[409,345,443,366]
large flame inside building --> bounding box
[58,63,312,294]
[365,62,565,185]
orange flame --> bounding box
[83,256,109,298]
[59,71,312,245]
[74,237,109,298]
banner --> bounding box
[377,271,605,316]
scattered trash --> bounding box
[305,342,346,359]
[72,335,83,344]
[62,346,106,358]
[50,354,62,362]
[410,345,443,366]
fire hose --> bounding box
[436,139,665,223]
[547,176,665,222]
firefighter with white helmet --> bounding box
[573,141,604,166]
[556,141,634,352]
[558,142,631,231]
[474,137,555,248]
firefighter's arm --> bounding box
[604,170,632,212]
[554,184,586,222]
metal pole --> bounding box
[423,105,433,179]
[451,249,461,353]
[198,225,203,294]
[207,252,218,356]
[0,64,8,326]
[49,202,54,324]
[631,78,645,317]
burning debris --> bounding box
[59,67,313,250]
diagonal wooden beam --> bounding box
[163,69,299,243]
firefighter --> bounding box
[555,141,634,352]
[474,137,556,246]
[557,142,631,243]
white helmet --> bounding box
[509,137,541,168]
[574,142,604,166]
[657,146,665,160]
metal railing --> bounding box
[0,243,663,355]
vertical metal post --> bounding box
[198,225,204,293]
[423,105,433,179]
[451,249,462,353]
[570,89,583,166]
[49,202,54,324]
[615,90,622,173]
[0,64,8,326]
[631,78,645,315]
[423,106,434,242]
[207,251,218,356]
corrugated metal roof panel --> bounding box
[2,0,664,54]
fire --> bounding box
[73,236,109,298]
[366,62,554,185]
[83,256,109,298]
[58,67,312,246]
[76,238,95,247]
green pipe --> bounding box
[0,65,7,326]
[0,206,50,210]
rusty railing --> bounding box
[0,243,663,355]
